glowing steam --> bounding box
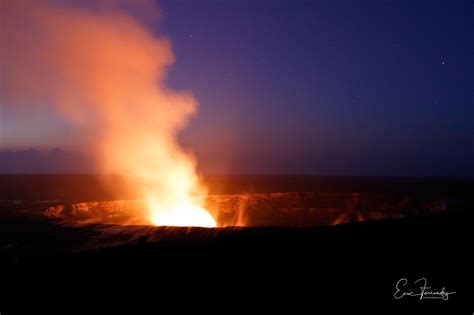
[0,1,216,227]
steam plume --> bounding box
[1,1,214,226]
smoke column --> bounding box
[0,0,215,227]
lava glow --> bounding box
[142,158,217,227]
[1,1,216,227]
[148,199,216,227]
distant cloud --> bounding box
[0,149,93,174]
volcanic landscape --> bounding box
[1,174,473,311]
[1,174,470,254]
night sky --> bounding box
[1,0,473,176]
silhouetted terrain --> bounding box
[1,175,473,313]
[1,174,473,200]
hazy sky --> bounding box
[1,0,473,176]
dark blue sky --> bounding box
[157,0,473,176]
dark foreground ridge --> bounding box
[2,210,473,313]
[1,175,473,313]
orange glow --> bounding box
[1,1,216,227]
[148,200,216,227]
